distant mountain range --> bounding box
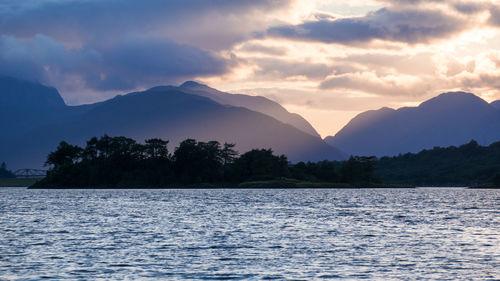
[325,92,500,157]
[4,75,500,169]
[178,81,320,137]
[0,76,345,169]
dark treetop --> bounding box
[0,162,15,178]
[375,140,500,187]
[31,136,500,188]
[32,135,376,188]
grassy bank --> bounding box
[237,179,412,188]
[29,178,413,189]
[0,178,43,187]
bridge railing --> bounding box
[14,169,47,178]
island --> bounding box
[30,135,397,189]
[28,136,500,189]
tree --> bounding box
[340,156,377,184]
[221,143,238,165]
[173,139,225,183]
[231,149,288,182]
[96,135,113,159]
[45,141,83,169]
[313,160,338,182]
[108,136,138,159]
[173,139,201,183]
[493,173,500,187]
[0,162,15,178]
[144,138,169,159]
[82,137,99,161]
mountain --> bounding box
[176,81,320,137]
[325,92,500,157]
[0,76,70,139]
[0,76,65,108]
[0,78,99,140]
[491,100,500,109]
[0,78,345,169]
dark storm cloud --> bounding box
[92,37,233,91]
[453,2,488,14]
[267,7,466,44]
[0,34,231,92]
[0,0,290,49]
[489,5,500,26]
[0,0,290,97]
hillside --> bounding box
[0,78,345,169]
[325,92,500,156]
[376,140,500,186]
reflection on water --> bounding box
[0,188,499,280]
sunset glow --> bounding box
[1,0,500,136]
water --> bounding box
[0,188,498,280]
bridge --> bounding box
[14,169,47,178]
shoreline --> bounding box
[0,178,43,187]
[4,178,497,189]
[28,179,413,189]
[27,186,415,189]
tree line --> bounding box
[16,136,500,188]
[376,140,500,186]
[0,162,15,178]
[33,135,378,188]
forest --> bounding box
[32,135,379,188]
[30,136,500,188]
[376,140,500,186]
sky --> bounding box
[1,0,500,137]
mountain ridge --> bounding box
[177,81,321,137]
[0,77,345,169]
[491,100,500,109]
[325,91,500,157]
[0,76,65,108]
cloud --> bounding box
[453,1,489,14]
[489,5,500,26]
[457,52,500,90]
[0,0,292,50]
[267,7,467,44]
[92,36,233,91]
[2,0,500,114]
[0,34,232,98]
[319,72,433,96]
[336,53,437,75]
[0,0,294,102]
[237,86,424,112]
[379,0,445,4]
[314,50,500,99]
[238,43,288,56]
[251,58,339,80]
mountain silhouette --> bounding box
[177,81,319,137]
[491,100,500,110]
[0,76,65,108]
[0,76,87,139]
[0,77,345,169]
[325,92,500,157]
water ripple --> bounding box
[0,187,499,280]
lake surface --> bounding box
[0,188,498,280]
